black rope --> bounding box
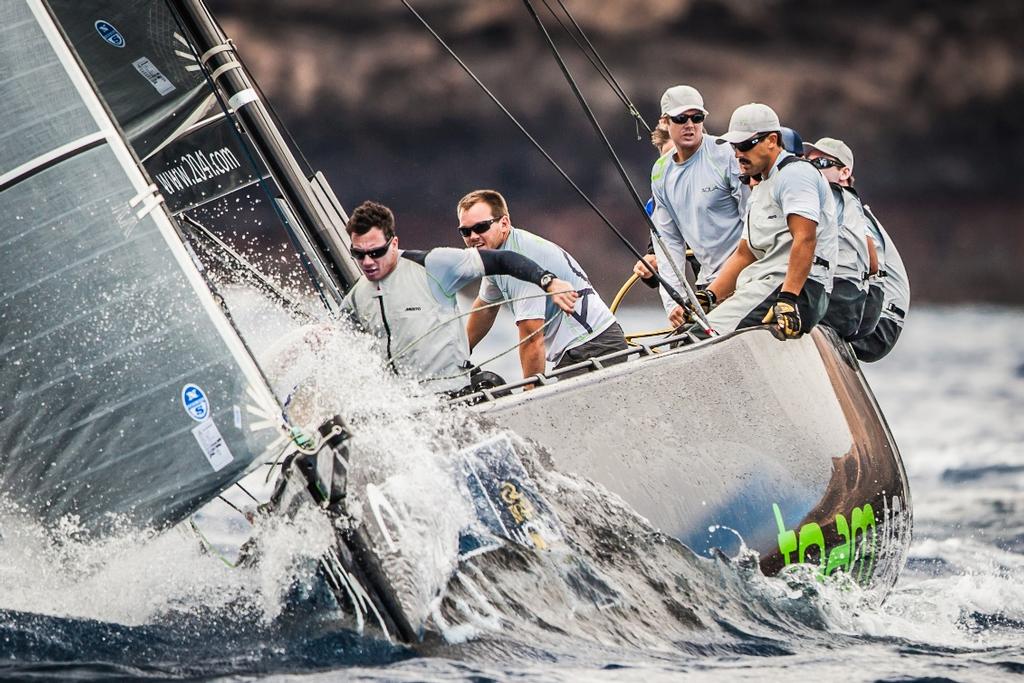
[541,0,650,134]
[520,0,712,330]
[180,213,312,319]
[399,0,692,316]
[217,494,246,516]
[234,482,261,505]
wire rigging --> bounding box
[540,0,650,135]
[520,0,715,335]
[399,0,706,333]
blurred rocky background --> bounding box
[208,0,1023,304]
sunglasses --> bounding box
[730,133,769,153]
[810,156,845,170]
[350,237,394,260]
[668,112,706,125]
[458,216,501,238]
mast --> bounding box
[168,0,361,306]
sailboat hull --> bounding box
[474,326,912,593]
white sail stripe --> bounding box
[26,0,286,441]
[174,49,197,61]
[0,131,106,189]
[247,384,283,422]
[139,93,218,161]
[14,360,223,451]
[246,404,275,420]
[185,64,202,72]
[173,32,189,47]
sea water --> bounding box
[1,304,1022,681]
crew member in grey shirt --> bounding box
[692,103,838,340]
[851,204,910,362]
[804,137,878,341]
[341,200,577,394]
[460,189,627,384]
[646,85,747,328]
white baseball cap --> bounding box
[715,103,781,144]
[803,137,854,170]
[660,85,708,117]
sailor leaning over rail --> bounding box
[339,200,578,394]
[851,200,911,362]
[803,138,878,341]
[688,103,838,341]
[460,189,628,385]
[643,85,748,329]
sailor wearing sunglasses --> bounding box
[802,139,910,361]
[690,103,838,341]
[340,200,577,394]
[803,138,878,342]
[646,85,748,328]
[459,189,627,384]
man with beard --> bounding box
[691,103,838,340]
[804,137,878,341]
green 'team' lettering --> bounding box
[773,502,879,585]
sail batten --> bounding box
[0,0,289,534]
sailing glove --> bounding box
[685,288,716,324]
[764,291,803,340]
[695,288,717,313]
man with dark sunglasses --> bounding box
[803,138,878,341]
[459,189,627,385]
[340,200,577,394]
[642,85,747,328]
[802,139,910,361]
[690,103,838,341]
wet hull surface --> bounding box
[475,326,913,594]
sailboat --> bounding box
[0,0,911,644]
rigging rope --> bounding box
[519,0,715,336]
[385,291,564,382]
[399,0,703,329]
[180,214,313,319]
[540,0,650,136]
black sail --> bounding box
[0,0,286,534]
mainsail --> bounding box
[0,0,291,533]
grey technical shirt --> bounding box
[341,248,485,392]
[650,134,747,314]
[832,185,872,289]
[862,206,911,325]
[706,153,839,334]
[479,227,615,363]
[742,152,838,289]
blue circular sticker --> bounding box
[182,384,210,421]
[95,20,126,48]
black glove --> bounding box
[695,288,717,313]
[763,291,803,340]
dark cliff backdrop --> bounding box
[208,0,1023,304]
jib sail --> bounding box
[0,0,287,533]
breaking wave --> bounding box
[1,297,1022,680]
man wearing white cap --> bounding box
[692,103,838,340]
[850,203,911,362]
[803,138,878,341]
[643,85,747,328]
